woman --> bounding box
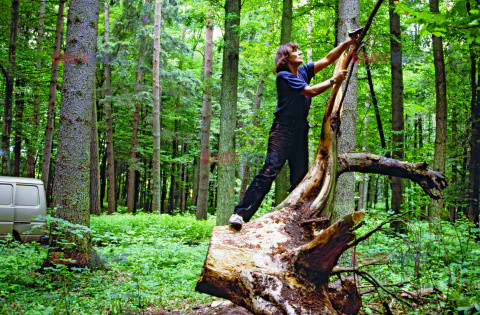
[229,37,357,230]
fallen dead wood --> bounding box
[195,0,448,312]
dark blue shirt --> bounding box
[274,62,315,120]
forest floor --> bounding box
[1,211,479,314]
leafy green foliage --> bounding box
[0,214,215,314]
[354,208,480,313]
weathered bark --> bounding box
[216,0,241,225]
[104,0,116,214]
[196,4,446,312]
[429,0,447,219]
[127,0,149,213]
[337,153,447,198]
[197,210,365,314]
[26,0,46,177]
[2,0,20,175]
[389,0,405,231]
[152,0,162,213]
[51,0,100,266]
[42,0,65,194]
[196,12,214,220]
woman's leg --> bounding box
[288,121,309,189]
[234,121,293,222]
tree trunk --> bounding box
[364,48,387,150]
[2,0,20,176]
[127,0,149,213]
[90,92,100,216]
[196,12,214,220]
[389,0,405,231]
[168,121,178,214]
[161,168,168,213]
[192,155,200,206]
[181,142,187,212]
[196,23,447,311]
[239,162,251,202]
[280,0,292,45]
[367,175,376,208]
[240,75,266,202]
[99,145,107,204]
[216,0,241,225]
[41,0,65,195]
[274,0,293,206]
[152,0,162,213]
[467,55,480,224]
[26,0,46,178]
[50,0,101,267]
[429,0,447,219]
[332,0,359,223]
[13,77,25,176]
[104,0,117,214]
[465,0,479,224]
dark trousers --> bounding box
[234,118,309,222]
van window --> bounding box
[0,184,13,205]
[15,185,39,206]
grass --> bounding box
[1,210,479,314]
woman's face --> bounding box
[288,48,303,66]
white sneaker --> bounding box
[229,214,244,230]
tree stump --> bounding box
[196,7,447,312]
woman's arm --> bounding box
[301,70,347,98]
[313,38,355,74]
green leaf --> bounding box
[420,28,430,38]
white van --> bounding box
[0,176,48,243]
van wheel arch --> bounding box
[12,230,21,242]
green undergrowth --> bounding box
[352,208,480,314]
[1,210,479,314]
[0,213,216,314]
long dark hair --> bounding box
[274,42,299,74]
